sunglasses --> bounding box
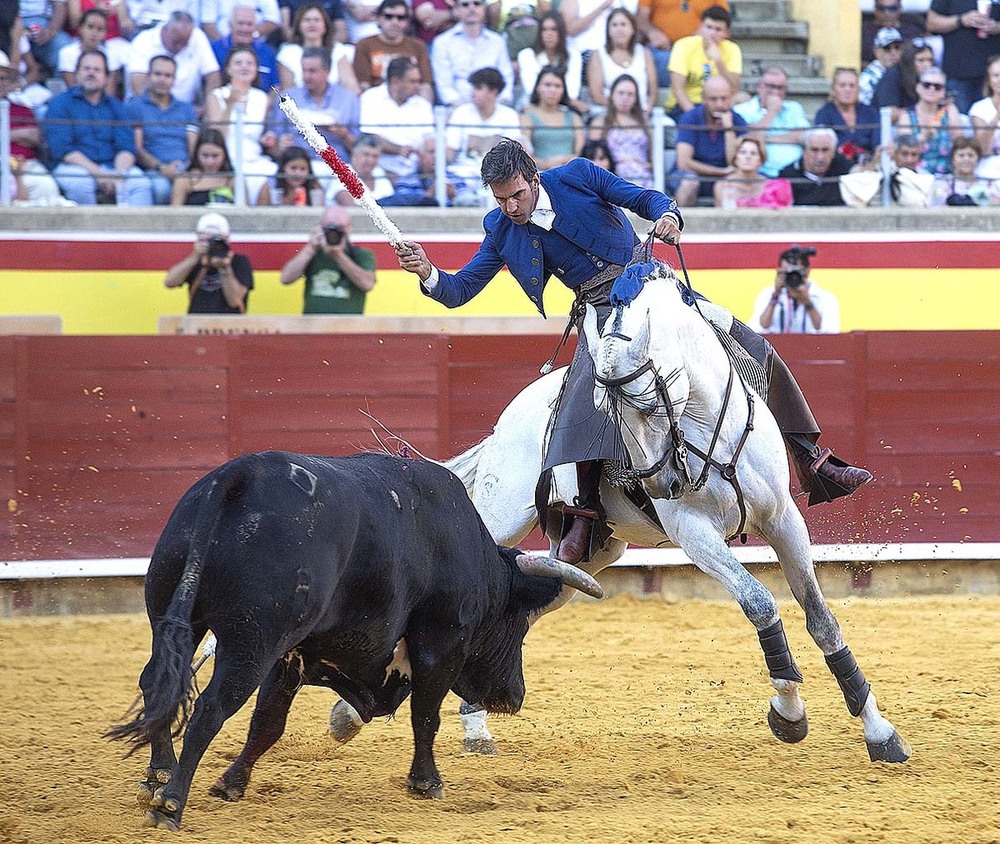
[381,11,409,18]
[876,4,900,10]
[920,81,945,91]
[458,1,483,6]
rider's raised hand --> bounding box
[395,240,432,282]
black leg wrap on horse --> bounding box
[757,620,804,683]
[825,646,871,717]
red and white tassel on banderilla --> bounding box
[277,93,404,248]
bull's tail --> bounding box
[441,437,489,498]
[106,463,246,753]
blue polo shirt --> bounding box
[124,92,198,169]
[44,87,136,166]
[675,105,748,169]
[211,37,280,91]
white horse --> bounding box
[332,264,910,765]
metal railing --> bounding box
[0,102,986,209]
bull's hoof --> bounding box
[142,808,181,832]
[867,730,912,763]
[462,736,497,755]
[208,777,245,802]
[768,705,809,744]
[329,700,363,744]
[407,776,444,799]
[137,768,170,809]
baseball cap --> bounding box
[195,211,231,237]
[874,27,903,49]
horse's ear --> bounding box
[583,304,600,361]
[630,309,651,362]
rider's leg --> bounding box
[727,319,873,505]
[556,461,600,564]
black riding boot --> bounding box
[557,461,601,564]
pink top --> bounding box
[737,178,793,209]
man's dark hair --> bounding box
[75,47,109,74]
[149,53,177,71]
[779,244,816,266]
[80,7,109,28]
[480,138,538,187]
[469,67,505,93]
[302,45,332,70]
[702,5,731,26]
[386,55,418,83]
[377,0,409,15]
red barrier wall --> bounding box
[2,331,998,563]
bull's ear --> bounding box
[515,553,604,599]
[583,304,600,362]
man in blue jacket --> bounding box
[395,139,871,563]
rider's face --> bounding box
[490,174,540,225]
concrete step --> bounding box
[730,0,793,23]
[741,53,825,80]
[731,20,810,54]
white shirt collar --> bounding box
[529,182,555,230]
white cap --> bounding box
[195,211,231,236]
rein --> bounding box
[597,260,758,540]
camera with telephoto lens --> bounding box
[207,236,230,259]
[323,225,345,247]
[780,244,816,289]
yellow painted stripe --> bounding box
[1,268,996,334]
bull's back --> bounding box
[147,451,497,632]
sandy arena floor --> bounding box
[1,594,998,844]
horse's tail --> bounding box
[442,437,489,498]
[105,464,246,754]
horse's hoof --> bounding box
[208,777,245,802]
[867,730,911,763]
[329,700,363,744]
[768,705,809,744]
[408,777,444,799]
[143,808,181,832]
[462,736,497,755]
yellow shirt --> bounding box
[663,34,742,111]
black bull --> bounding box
[107,451,602,831]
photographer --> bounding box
[749,245,840,335]
[279,207,377,314]
[164,213,253,314]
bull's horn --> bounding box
[515,554,605,599]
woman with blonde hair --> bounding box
[714,135,792,209]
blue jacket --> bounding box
[429,158,682,316]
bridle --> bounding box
[595,322,757,541]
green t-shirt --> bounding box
[302,243,377,314]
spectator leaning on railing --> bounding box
[44,48,153,205]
